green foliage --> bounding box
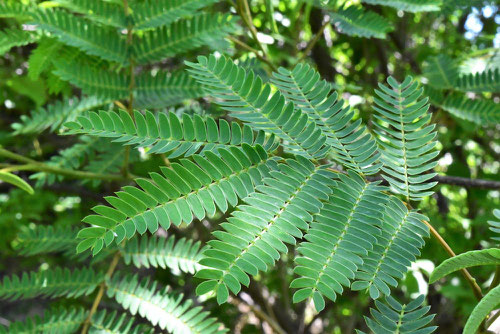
[373,76,438,200]
[0,267,103,300]
[52,58,129,99]
[196,157,336,304]
[131,0,219,30]
[12,96,109,134]
[463,284,500,334]
[27,38,62,80]
[356,294,437,334]
[77,145,276,254]
[0,171,34,194]
[53,0,126,28]
[133,14,236,65]
[292,172,388,311]
[133,71,205,109]
[330,6,393,39]
[90,310,154,334]
[422,55,459,90]
[489,209,500,243]
[186,55,330,159]
[33,9,128,64]
[122,235,206,273]
[271,64,382,175]
[455,68,500,93]
[0,307,86,334]
[439,92,500,125]
[0,28,38,56]
[64,110,278,157]
[361,0,441,12]
[15,225,77,256]
[106,274,228,334]
[2,0,497,332]
[429,249,500,283]
[352,197,429,299]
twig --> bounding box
[488,266,500,292]
[121,0,135,178]
[227,35,277,71]
[365,172,500,190]
[410,207,484,301]
[486,308,500,329]
[237,0,267,55]
[432,175,500,190]
[0,149,130,181]
[232,298,286,334]
[300,21,330,61]
[80,251,121,334]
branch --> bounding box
[227,35,277,71]
[237,0,267,56]
[80,251,121,334]
[404,201,484,302]
[0,148,130,181]
[432,175,500,190]
[364,172,500,190]
[299,21,329,61]
[121,0,135,178]
[231,298,286,334]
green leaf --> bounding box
[0,171,34,194]
[361,0,441,12]
[429,249,500,283]
[358,295,437,334]
[329,5,393,39]
[373,76,439,201]
[422,55,458,89]
[463,284,500,334]
[106,274,227,334]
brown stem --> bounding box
[300,21,329,61]
[80,252,121,334]
[232,298,286,334]
[421,219,483,301]
[227,35,277,71]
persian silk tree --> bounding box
[1,0,499,333]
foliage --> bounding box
[1,0,499,333]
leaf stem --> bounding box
[300,21,330,61]
[237,0,267,55]
[488,265,500,292]
[121,0,135,178]
[0,148,130,181]
[421,218,483,301]
[227,35,277,71]
[232,297,286,334]
[80,251,121,334]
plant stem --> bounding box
[80,251,121,334]
[237,0,267,55]
[421,218,483,301]
[300,21,330,61]
[232,298,286,334]
[488,266,500,292]
[121,0,135,178]
[227,35,277,71]
[0,148,129,181]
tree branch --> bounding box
[0,148,131,181]
[432,175,500,190]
